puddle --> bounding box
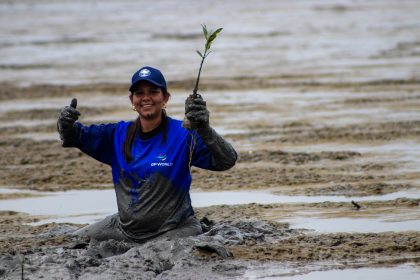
[244,263,420,280]
[1,0,419,86]
[11,132,59,141]
[0,188,419,225]
[191,190,420,206]
[282,216,420,233]
[6,125,243,142]
[282,140,420,172]
[0,95,127,113]
[0,189,117,219]
[283,141,420,157]
[0,119,56,128]
[0,98,68,113]
[31,214,111,225]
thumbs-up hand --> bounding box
[59,98,80,126]
[57,98,81,147]
[70,98,77,109]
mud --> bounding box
[0,211,78,256]
[0,220,268,279]
[0,134,417,194]
[1,0,420,278]
[1,82,420,278]
[1,217,418,280]
[1,64,420,280]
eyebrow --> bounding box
[133,85,160,92]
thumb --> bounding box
[70,98,77,109]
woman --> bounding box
[57,66,237,243]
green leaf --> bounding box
[196,50,203,58]
[209,28,223,42]
[201,24,208,40]
[205,27,223,51]
[213,28,223,37]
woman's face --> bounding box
[130,81,168,120]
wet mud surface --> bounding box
[1,79,420,279]
[1,85,419,194]
[1,82,420,278]
[1,0,420,278]
[1,215,418,279]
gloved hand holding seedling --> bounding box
[183,24,223,130]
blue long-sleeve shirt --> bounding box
[73,116,236,240]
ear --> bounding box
[164,92,171,103]
[129,93,133,104]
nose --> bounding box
[141,92,152,101]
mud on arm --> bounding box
[185,94,237,171]
[196,126,237,171]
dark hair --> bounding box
[123,90,169,163]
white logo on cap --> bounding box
[139,69,151,77]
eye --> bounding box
[150,88,160,95]
[133,90,144,97]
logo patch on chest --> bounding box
[157,153,167,161]
[151,153,173,167]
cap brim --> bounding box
[129,78,164,92]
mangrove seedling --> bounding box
[193,24,223,97]
[184,24,223,129]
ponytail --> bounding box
[123,116,141,163]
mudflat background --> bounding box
[0,0,419,279]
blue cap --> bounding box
[129,66,167,92]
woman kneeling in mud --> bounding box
[57,66,237,243]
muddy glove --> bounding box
[185,93,209,131]
[185,94,237,170]
[57,98,80,147]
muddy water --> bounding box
[244,263,420,280]
[1,0,419,86]
[1,0,420,279]
[283,216,420,233]
[282,266,420,280]
[1,188,419,233]
[280,141,420,173]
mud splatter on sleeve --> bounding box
[192,126,237,171]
